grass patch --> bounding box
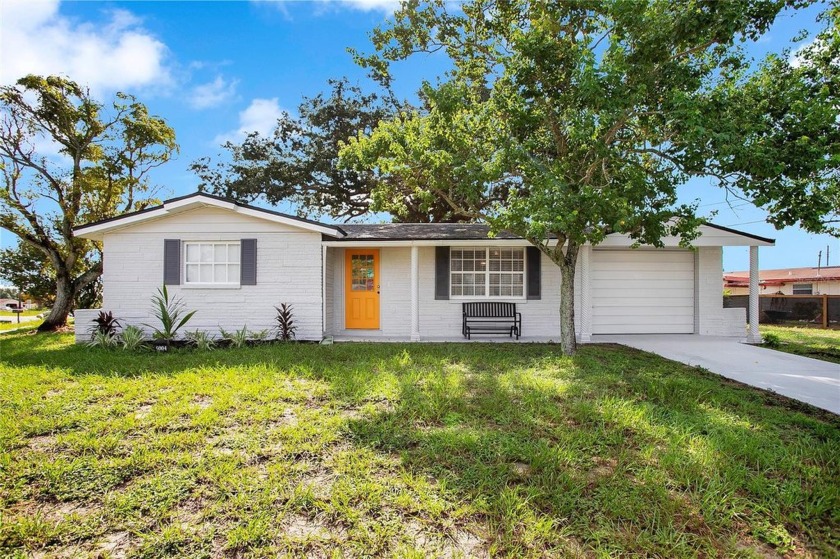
[1,331,838,557]
[0,320,43,332]
[761,325,840,364]
[0,309,45,318]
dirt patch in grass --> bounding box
[134,403,153,419]
[193,395,213,409]
[95,531,134,558]
[27,434,56,451]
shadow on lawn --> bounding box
[340,345,840,556]
[3,333,839,556]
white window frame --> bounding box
[792,283,813,295]
[183,241,241,286]
[450,247,526,300]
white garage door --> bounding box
[592,250,695,334]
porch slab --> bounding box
[594,334,840,415]
[331,335,558,343]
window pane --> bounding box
[229,244,240,263]
[186,244,199,263]
[229,264,239,282]
[214,264,227,283]
[200,264,212,283]
[215,244,227,262]
[186,264,199,283]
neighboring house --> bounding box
[72,192,773,343]
[724,267,840,296]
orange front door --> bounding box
[345,249,380,329]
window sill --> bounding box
[181,284,242,290]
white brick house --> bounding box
[74,192,773,343]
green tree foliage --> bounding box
[341,0,837,355]
[0,240,103,309]
[702,5,838,234]
[0,75,177,330]
[191,79,479,222]
[0,241,57,306]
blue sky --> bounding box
[0,0,837,273]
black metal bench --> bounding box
[462,302,521,340]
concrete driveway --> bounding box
[593,335,840,415]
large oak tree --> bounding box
[192,79,495,222]
[341,0,838,355]
[0,75,177,331]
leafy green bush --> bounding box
[144,285,196,346]
[762,332,781,348]
[87,330,119,349]
[185,330,215,351]
[118,325,146,351]
[219,325,250,348]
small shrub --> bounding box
[87,330,119,349]
[90,311,121,339]
[144,285,196,347]
[274,303,296,341]
[763,332,781,348]
[185,330,215,351]
[119,325,146,351]
[220,325,250,348]
[250,329,270,342]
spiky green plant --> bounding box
[143,285,197,346]
[118,325,146,351]
[185,329,215,351]
[219,325,250,348]
[87,330,119,349]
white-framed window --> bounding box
[451,247,525,298]
[184,242,240,285]
[792,283,813,295]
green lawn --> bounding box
[0,310,45,332]
[1,333,838,558]
[0,309,45,318]
[761,325,840,364]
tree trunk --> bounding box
[558,258,577,356]
[38,275,74,332]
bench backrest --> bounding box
[462,302,517,317]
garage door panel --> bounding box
[592,250,694,334]
[592,261,694,272]
[592,280,693,291]
[594,306,694,317]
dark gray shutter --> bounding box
[435,246,450,300]
[526,246,541,300]
[163,239,181,285]
[240,239,257,285]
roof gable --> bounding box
[74,192,345,240]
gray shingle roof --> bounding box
[333,223,523,241]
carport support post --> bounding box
[747,246,762,344]
[410,245,420,341]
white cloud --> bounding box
[332,0,401,11]
[0,0,171,94]
[214,98,285,145]
[253,0,400,15]
[788,36,827,69]
[188,76,238,109]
